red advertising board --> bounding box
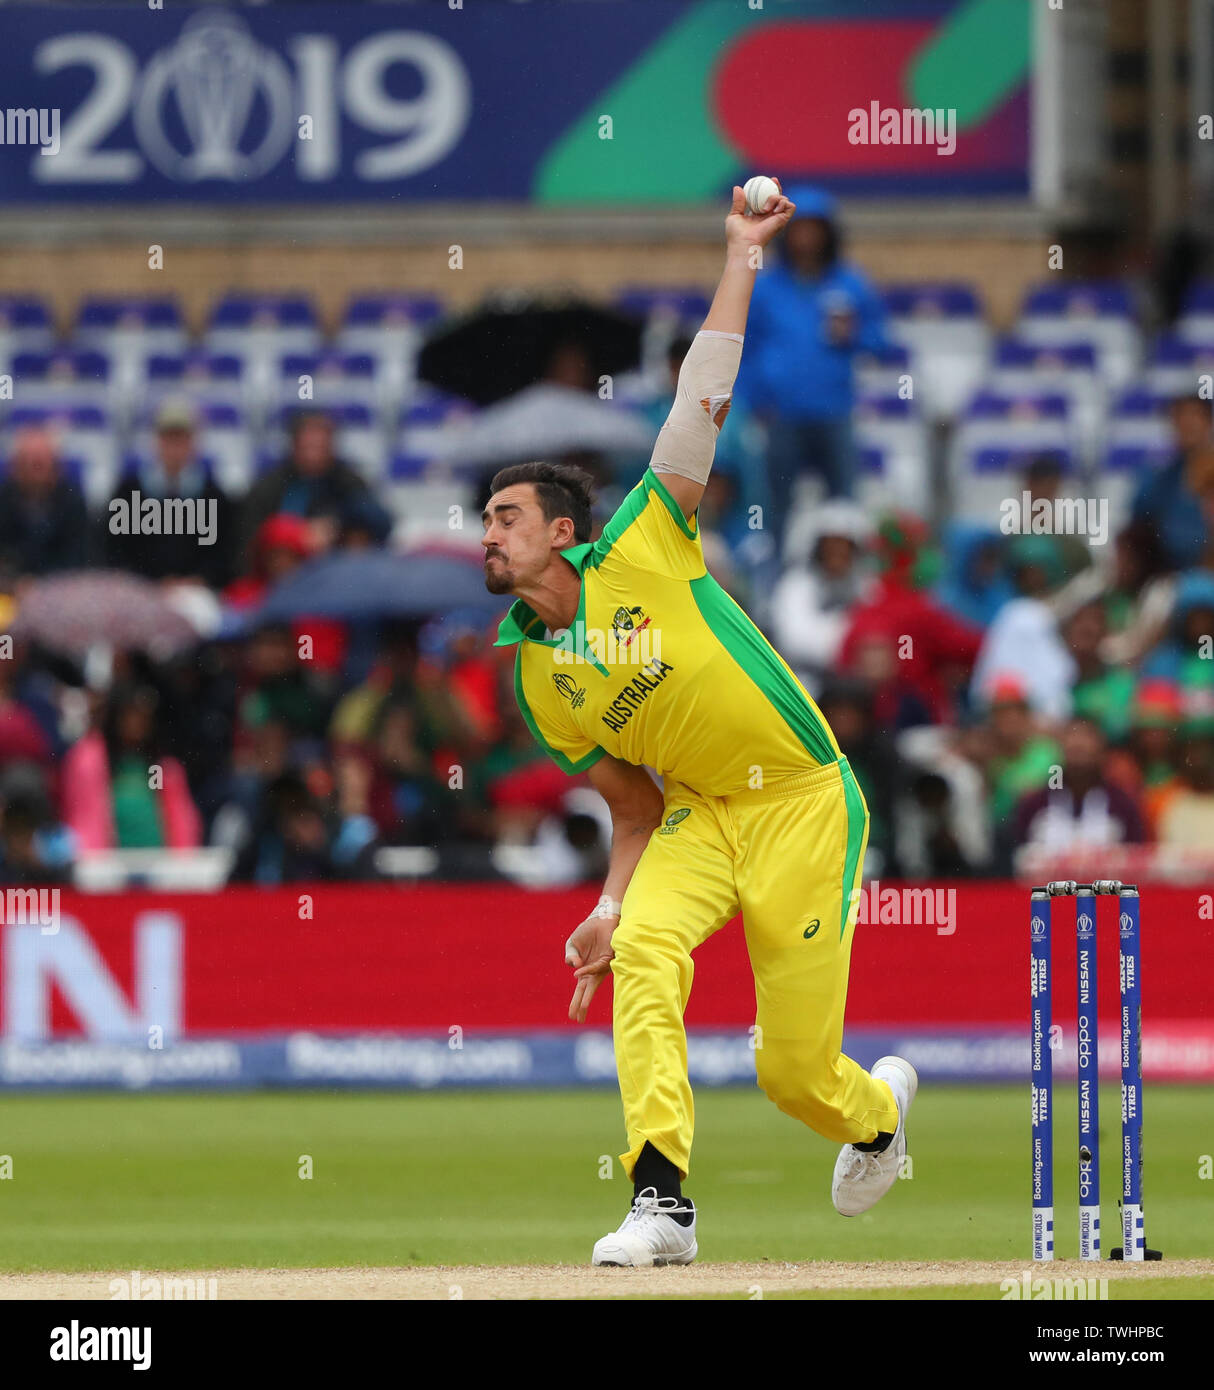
[1,883,1210,1037]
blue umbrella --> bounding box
[255,551,507,623]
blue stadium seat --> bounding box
[852,388,929,514]
[74,297,188,424]
[1098,387,1174,521]
[1015,280,1140,388]
[342,294,444,332]
[386,474,479,547]
[614,286,712,322]
[205,294,322,406]
[279,351,386,424]
[1176,281,1214,345]
[337,294,445,408]
[388,452,431,482]
[396,392,478,478]
[10,349,112,416]
[949,390,1077,523]
[76,296,184,355]
[882,281,990,421]
[0,295,55,375]
[614,286,713,389]
[855,342,912,398]
[984,338,1104,466]
[1143,336,1214,400]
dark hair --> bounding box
[1025,453,1064,484]
[787,215,840,267]
[102,683,162,765]
[288,409,333,438]
[488,461,595,544]
[1171,393,1213,421]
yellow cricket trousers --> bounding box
[610,756,898,1180]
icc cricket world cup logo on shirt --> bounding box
[553,673,586,709]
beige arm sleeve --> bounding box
[649,329,744,486]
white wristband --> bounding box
[590,895,622,920]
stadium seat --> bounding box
[337,293,444,405]
[388,477,478,547]
[948,390,1077,523]
[0,295,55,375]
[614,286,711,323]
[1015,281,1141,389]
[985,339,1104,465]
[1099,387,1175,523]
[614,286,713,388]
[9,349,112,415]
[74,297,188,428]
[856,343,913,398]
[1176,280,1214,345]
[396,392,478,476]
[279,352,387,427]
[145,351,250,414]
[882,282,991,421]
[205,294,322,407]
[1143,336,1214,400]
[852,390,930,515]
[75,296,185,360]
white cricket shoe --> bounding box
[831,1055,918,1217]
[591,1187,698,1267]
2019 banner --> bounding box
[0,1,1031,205]
[0,883,1209,1088]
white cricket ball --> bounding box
[743,175,780,215]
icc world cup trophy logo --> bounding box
[133,11,295,180]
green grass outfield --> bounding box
[0,1084,1209,1274]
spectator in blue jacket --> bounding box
[1131,394,1214,569]
[734,185,887,550]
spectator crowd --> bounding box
[3,218,1214,885]
[2,385,1212,887]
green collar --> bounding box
[493,544,607,673]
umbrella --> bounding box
[255,550,507,623]
[417,294,643,406]
[7,571,200,658]
[434,383,655,466]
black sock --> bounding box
[854,1130,895,1154]
[633,1142,693,1223]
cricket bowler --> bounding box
[482,184,917,1266]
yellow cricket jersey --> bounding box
[495,468,842,796]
